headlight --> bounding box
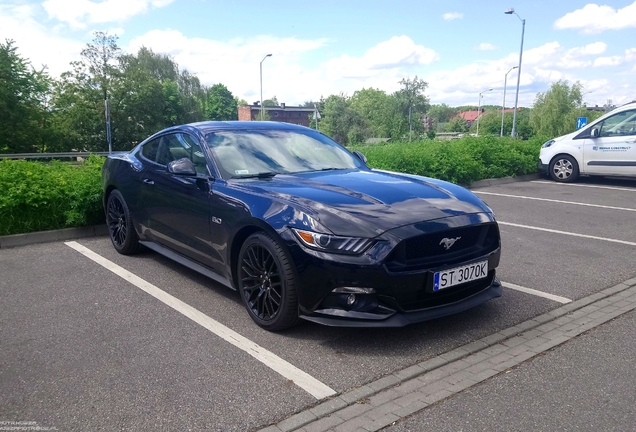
[542,139,555,148]
[292,228,374,255]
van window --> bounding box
[598,109,636,137]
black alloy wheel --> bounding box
[549,154,579,183]
[238,232,299,331]
[106,190,140,255]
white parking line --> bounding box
[531,180,636,192]
[65,241,336,400]
[474,191,636,212]
[498,221,636,246]
[501,281,572,304]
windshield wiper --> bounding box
[230,172,279,179]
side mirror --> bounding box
[353,150,368,164]
[590,128,599,138]
[167,158,197,176]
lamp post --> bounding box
[505,7,525,138]
[501,66,518,137]
[476,88,493,136]
[259,54,272,121]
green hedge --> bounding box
[350,135,545,185]
[0,156,105,236]
[0,136,544,236]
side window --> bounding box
[141,138,160,162]
[599,110,636,137]
[155,133,209,174]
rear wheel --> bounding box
[106,190,140,255]
[238,232,300,331]
[549,155,579,183]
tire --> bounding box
[549,154,579,183]
[106,189,141,255]
[237,232,300,331]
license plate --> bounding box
[433,261,488,291]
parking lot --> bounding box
[2,176,636,431]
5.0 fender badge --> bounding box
[439,237,461,250]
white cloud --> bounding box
[554,1,636,34]
[443,12,463,21]
[475,43,497,51]
[422,41,631,107]
[43,0,174,29]
[128,33,439,104]
[593,56,622,67]
[0,4,83,76]
[128,30,331,103]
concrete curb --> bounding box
[0,225,108,249]
[259,275,636,432]
[469,173,542,189]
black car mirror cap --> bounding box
[167,158,197,176]
[353,150,367,164]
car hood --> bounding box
[232,169,493,238]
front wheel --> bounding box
[106,189,140,255]
[238,232,300,331]
[549,155,579,183]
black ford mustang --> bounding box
[102,121,502,331]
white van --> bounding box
[539,100,636,182]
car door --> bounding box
[583,108,636,176]
[141,132,223,269]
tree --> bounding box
[319,94,369,145]
[0,40,52,153]
[262,96,279,106]
[445,116,468,133]
[530,80,601,138]
[427,103,456,123]
[393,76,430,140]
[206,83,237,120]
[50,32,123,151]
[350,88,396,138]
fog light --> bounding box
[346,294,356,305]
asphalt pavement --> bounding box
[1,175,636,431]
[387,309,636,432]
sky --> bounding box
[1,0,635,108]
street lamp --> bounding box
[505,7,525,138]
[476,88,493,136]
[501,66,518,137]
[259,54,272,121]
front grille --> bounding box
[385,223,499,273]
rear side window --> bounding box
[140,138,160,162]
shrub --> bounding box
[0,156,105,236]
[350,136,543,185]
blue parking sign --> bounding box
[576,117,588,129]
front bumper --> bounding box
[538,159,549,175]
[280,218,502,328]
[300,276,502,327]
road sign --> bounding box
[576,117,588,129]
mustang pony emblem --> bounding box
[439,237,461,250]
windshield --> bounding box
[206,129,364,179]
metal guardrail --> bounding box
[0,152,118,160]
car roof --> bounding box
[186,121,312,134]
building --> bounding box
[456,110,483,128]
[238,104,317,127]
[456,108,520,128]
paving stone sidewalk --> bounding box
[259,276,636,432]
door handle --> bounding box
[143,179,155,185]
[625,139,636,144]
